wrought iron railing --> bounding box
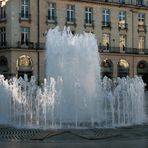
[46,16,57,25]
[0,42,7,48]
[98,46,148,55]
[137,24,147,33]
[0,14,6,22]
[19,13,31,22]
[94,0,148,7]
[65,17,77,27]
[102,21,111,29]
[118,23,128,31]
[17,41,34,49]
[84,19,95,28]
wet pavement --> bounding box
[0,92,147,148]
[0,124,147,148]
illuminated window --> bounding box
[16,55,33,79]
[101,59,113,78]
[138,36,145,52]
[21,27,29,46]
[119,35,126,51]
[118,11,126,29]
[102,33,110,50]
[118,59,129,77]
[17,55,32,67]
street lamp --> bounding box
[0,0,8,7]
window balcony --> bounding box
[118,23,128,31]
[0,42,7,48]
[96,0,147,7]
[102,21,111,29]
[65,17,77,27]
[84,19,94,28]
[137,24,147,33]
[17,41,34,49]
[98,46,141,54]
[46,16,57,25]
[0,14,6,23]
[19,13,31,22]
[34,42,45,49]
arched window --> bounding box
[118,59,129,78]
[137,61,147,75]
[101,59,113,78]
[16,55,33,79]
[0,56,8,72]
[137,60,148,89]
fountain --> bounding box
[0,27,146,129]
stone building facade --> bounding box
[0,0,148,86]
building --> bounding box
[0,0,148,87]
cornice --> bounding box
[62,0,148,10]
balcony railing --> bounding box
[0,14,6,22]
[34,42,45,49]
[98,46,148,55]
[17,41,34,49]
[84,19,94,28]
[94,0,148,7]
[19,13,31,22]
[17,42,45,49]
[0,42,7,48]
[65,17,77,27]
[102,21,111,29]
[137,24,147,33]
[46,16,57,25]
[118,23,128,31]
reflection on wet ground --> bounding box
[0,124,148,148]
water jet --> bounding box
[0,27,146,129]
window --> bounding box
[0,56,8,77]
[21,0,29,19]
[0,27,6,47]
[21,27,29,46]
[48,3,56,21]
[67,5,75,23]
[118,59,129,78]
[16,55,33,79]
[119,35,126,51]
[102,33,110,50]
[0,6,6,20]
[137,0,144,6]
[138,13,145,25]
[118,11,126,29]
[101,59,113,78]
[119,0,125,4]
[102,9,110,26]
[138,36,145,52]
[85,7,93,24]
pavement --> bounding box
[0,91,147,148]
[0,124,148,148]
